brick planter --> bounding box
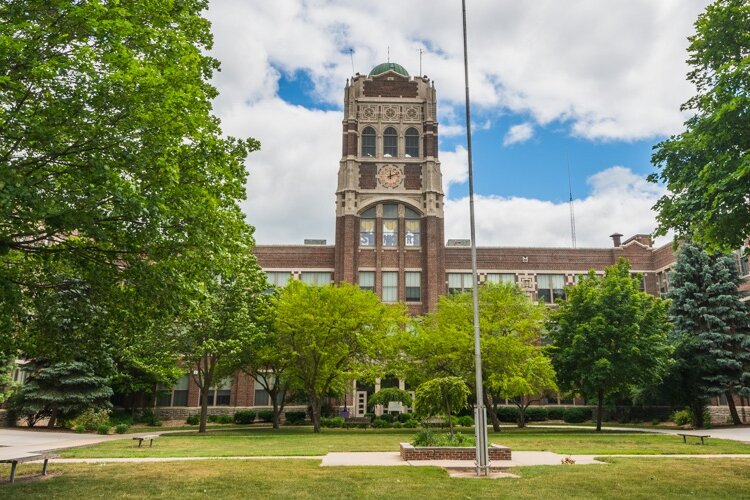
[400,442,511,461]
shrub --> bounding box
[256,410,274,423]
[208,414,219,423]
[547,407,566,420]
[344,421,369,429]
[69,408,111,432]
[234,410,256,424]
[411,430,474,447]
[392,422,402,429]
[114,423,129,434]
[74,424,86,433]
[524,407,548,422]
[216,414,233,424]
[137,409,161,427]
[108,410,135,427]
[372,418,390,428]
[397,413,413,423]
[321,416,345,428]
[496,406,520,423]
[402,419,418,428]
[379,413,396,423]
[96,424,111,435]
[563,407,591,423]
[186,414,200,425]
[457,415,474,427]
[671,409,692,426]
[701,409,712,429]
[411,429,436,446]
[364,412,375,423]
[284,411,306,425]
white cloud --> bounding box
[207,0,709,140]
[444,166,668,247]
[439,145,469,196]
[503,123,534,146]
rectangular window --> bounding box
[300,272,331,286]
[735,248,749,277]
[360,219,375,246]
[362,133,375,157]
[657,270,670,296]
[266,271,292,287]
[208,377,232,406]
[447,273,474,294]
[405,220,420,247]
[384,134,397,157]
[382,219,398,247]
[486,273,515,284]
[537,274,565,303]
[405,272,421,302]
[254,378,270,406]
[156,375,189,407]
[382,271,398,302]
[405,134,419,157]
[359,271,375,292]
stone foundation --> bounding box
[400,442,511,461]
[706,405,750,425]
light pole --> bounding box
[461,0,489,476]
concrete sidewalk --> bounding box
[320,451,604,467]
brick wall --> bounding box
[363,76,418,98]
[400,442,511,461]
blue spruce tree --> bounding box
[668,242,750,427]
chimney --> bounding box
[610,233,623,247]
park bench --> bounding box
[677,433,710,445]
[132,434,158,448]
[0,453,51,484]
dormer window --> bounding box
[405,127,419,157]
[383,127,397,157]
[361,127,376,157]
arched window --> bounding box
[405,207,421,247]
[405,128,419,157]
[361,127,376,157]
[383,127,397,157]
[359,207,376,246]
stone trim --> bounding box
[399,442,511,461]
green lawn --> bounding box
[57,427,750,458]
[5,458,750,499]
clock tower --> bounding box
[334,62,445,313]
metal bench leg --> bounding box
[42,458,49,476]
[682,435,686,443]
[138,439,143,448]
[10,460,17,484]
[700,437,705,445]
[149,439,153,447]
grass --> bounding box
[4,458,750,499]
[56,426,750,458]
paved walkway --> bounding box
[0,428,125,462]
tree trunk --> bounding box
[198,362,213,434]
[690,399,705,429]
[445,394,454,439]
[726,390,742,425]
[310,395,321,433]
[485,391,501,432]
[596,389,604,432]
[47,406,58,428]
[517,401,526,428]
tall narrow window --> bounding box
[382,272,398,302]
[382,204,398,247]
[361,127,375,157]
[383,127,397,157]
[207,377,232,406]
[405,127,419,157]
[404,208,420,247]
[359,271,375,292]
[359,207,375,246]
[254,377,270,406]
[536,274,565,303]
[405,272,421,302]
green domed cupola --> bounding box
[369,62,409,77]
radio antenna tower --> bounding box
[567,160,577,248]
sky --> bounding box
[204,0,711,248]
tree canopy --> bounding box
[549,259,671,431]
[649,0,750,250]
[414,376,470,439]
[275,281,406,432]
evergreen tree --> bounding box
[11,361,112,428]
[667,242,750,426]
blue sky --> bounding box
[206,0,710,247]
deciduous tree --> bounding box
[549,259,671,431]
[649,0,750,250]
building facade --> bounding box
[153,63,750,419]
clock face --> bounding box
[378,165,403,188]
